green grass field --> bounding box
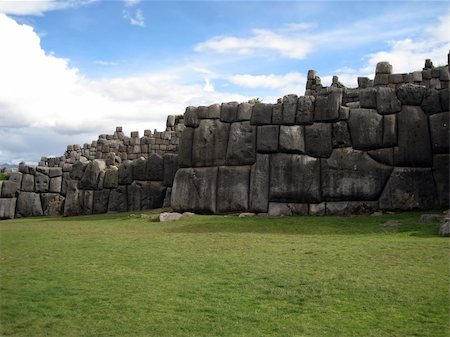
[0,210,448,337]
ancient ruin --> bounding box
[0,54,449,219]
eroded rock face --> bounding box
[0,198,16,219]
[249,154,270,213]
[429,111,449,153]
[226,122,256,165]
[348,109,383,150]
[432,154,449,208]
[192,119,230,167]
[16,192,43,217]
[217,166,251,213]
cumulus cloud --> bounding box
[0,0,96,16]
[228,73,306,94]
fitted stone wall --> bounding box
[171,57,449,215]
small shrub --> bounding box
[0,173,10,181]
[248,97,262,104]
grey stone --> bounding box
[79,190,94,215]
[178,127,194,168]
[379,168,437,210]
[141,181,166,210]
[389,73,404,84]
[339,106,350,120]
[48,167,62,178]
[104,166,119,189]
[220,102,239,123]
[196,106,209,119]
[304,123,332,158]
[60,172,71,196]
[21,174,35,192]
[358,77,370,88]
[419,214,443,223]
[163,154,179,187]
[368,148,395,166]
[257,125,279,153]
[296,95,315,124]
[132,157,147,181]
[376,62,392,74]
[36,166,49,175]
[271,103,282,124]
[249,154,270,213]
[41,193,64,216]
[325,201,378,215]
[237,102,253,121]
[63,180,80,216]
[282,94,298,124]
[0,198,16,219]
[374,74,389,86]
[307,70,316,80]
[360,88,377,109]
[238,212,255,217]
[250,103,272,125]
[118,160,133,185]
[217,166,250,213]
[268,203,308,216]
[35,172,49,193]
[226,122,256,165]
[309,203,326,216]
[270,153,321,203]
[16,192,43,217]
[184,106,199,128]
[127,181,143,211]
[377,87,401,114]
[108,185,128,213]
[432,154,449,208]
[321,148,392,201]
[397,83,426,105]
[171,167,218,213]
[346,102,360,109]
[192,119,230,167]
[332,121,351,148]
[383,114,397,147]
[279,125,305,153]
[70,160,87,180]
[93,189,110,214]
[440,66,450,81]
[166,115,175,127]
[80,160,105,190]
[207,104,221,119]
[163,187,172,208]
[314,94,339,121]
[421,89,442,115]
[348,109,383,150]
[159,212,182,222]
[440,88,449,111]
[439,220,450,237]
[146,153,164,181]
[429,111,449,153]
[393,106,432,167]
[49,176,62,193]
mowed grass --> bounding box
[0,210,448,337]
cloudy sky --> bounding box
[0,0,449,164]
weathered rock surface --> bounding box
[35,173,49,193]
[221,102,239,123]
[160,212,182,222]
[226,122,256,165]
[250,103,272,125]
[296,95,315,124]
[80,160,105,190]
[268,203,308,216]
[421,89,442,115]
[163,154,179,187]
[279,125,305,153]
[41,193,64,216]
[118,160,134,185]
[257,125,279,153]
[237,102,253,121]
[93,189,110,214]
[332,122,351,148]
[397,83,426,105]
[432,154,449,208]
[16,192,43,217]
[108,185,128,212]
[0,198,16,219]
[217,166,250,213]
[429,111,449,153]
[103,166,119,188]
[146,153,164,181]
[348,109,383,150]
[325,201,378,215]
[376,87,401,114]
[192,119,230,167]
[21,174,35,192]
[304,123,332,158]
[281,94,298,124]
[249,154,270,213]
[178,127,194,167]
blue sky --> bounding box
[0,0,449,164]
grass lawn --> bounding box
[0,210,448,337]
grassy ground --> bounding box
[0,210,448,337]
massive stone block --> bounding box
[332,121,351,148]
[360,88,377,109]
[93,189,110,214]
[146,153,164,181]
[421,89,442,115]
[217,166,251,213]
[279,125,305,153]
[80,160,105,190]
[118,160,133,185]
[250,103,272,125]
[270,153,321,203]
[127,181,143,211]
[0,198,16,219]
[178,127,194,168]
[1,181,19,198]
[271,103,282,124]
[304,123,332,158]
[383,114,397,147]
[396,83,426,105]
[60,172,71,196]
[376,87,401,114]
[16,192,43,217]
[296,95,315,124]
[184,106,199,128]
[321,148,392,201]
[21,174,35,192]
[70,160,87,180]
[41,193,64,216]
[221,102,239,123]
[429,111,449,153]
[64,180,81,216]
[80,190,94,215]
[48,167,62,178]
[103,166,119,188]
[108,185,128,213]
[163,154,179,187]
[141,181,166,210]
[226,122,256,165]
[171,167,218,213]
[282,94,298,124]
[35,173,49,193]
[440,87,449,111]
[313,92,340,122]
[257,125,279,153]
[132,157,147,181]
[348,109,383,150]
[432,154,449,208]
[192,119,230,167]
[393,106,432,167]
[379,168,437,210]
[268,203,308,216]
[237,102,253,121]
[49,176,62,193]
[249,154,270,213]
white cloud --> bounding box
[123,8,145,27]
[94,60,119,66]
[0,14,249,163]
[228,72,306,92]
[0,0,97,16]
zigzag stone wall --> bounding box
[171,58,449,215]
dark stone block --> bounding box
[271,103,282,124]
[429,111,449,153]
[80,160,105,190]
[440,87,450,111]
[257,125,279,153]
[226,122,256,165]
[304,123,332,158]
[322,148,392,201]
[108,185,128,213]
[163,154,179,187]
[332,121,351,148]
[118,160,133,185]
[281,94,298,124]
[192,119,230,167]
[178,127,194,168]
[325,201,379,215]
[368,148,394,166]
[432,154,449,208]
[184,106,199,127]
[376,87,401,114]
[16,192,43,217]
[268,203,308,216]
[237,102,253,121]
[70,160,87,180]
[63,180,81,216]
[220,102,239,123]
[93,189,110,214]
[80,190,94,215]
[422,89,442,115]
[379,168,437,210]
[348,109,383,150]
[146,153,164,181]
[383,114,397,147]
[279,125,305,153]
[141,181,166,210]
[217,166,251,213]
[0,198,16,220]
[397,83,426,105]
[270,153,321,203]
[314,94,339,121]
[250,103,272,125]
[132,157,147,181]
[249,154,270,213]
[103,166,119,188]
[35,172,49,193]
[296,95,315,124]
[360,88,377,109]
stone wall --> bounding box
[171,57,449,215]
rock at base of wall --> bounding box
[429,111,449,153]
[171,167,218,213]
[217,166,251,213]
[432,154,449,208]
[16,192,43,217]
[93,189,110,214]
[108,185,128,213]
[249,154,270,213]
[0,198,16,219]
[163,154,179,187]
[379,167,437,210]
[325,201,379,215]
[142,182,166,210]
[268,203,308,216]
[309,203,326,215]
[41,193,65,216]
[146,153,164,181]
[163,187,172,208]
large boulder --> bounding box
[16,192,43,217]
[80,160,106,190]
[0,198,16,219]
[332,121,351,148]
[250,103,272,125]
[103,166,119,188]
[376,87,401,114]
[257,125,279,153]
[393,106,432,167]
[93,189,110,214]
[237,102,253,121]
[304,123,332,158]
[132,157,147,181]
[217,166,251,213]
[178,127,194,167]
[360,88,377,109]
[21,174,35,192]
[70,160,87,180]
[279,125,305,153]
[270,153,321,203]
[163,154,179,187]
[146,153,164,181]
[108,185,128,212]
[281,94,298,124]
[64,180,81,216]
[192,119,230,167]
[296,95,315,124]
[127,181,143,211]
[80,190,94,215]
[268,203,308,216]
[429,111,449,153]
[49,176,62,193]
[249,154,270,213]
[226,122,256,165]
[421,89,442,115]
[383,114,397,147]
[220,102,239,123]
[118,160,133,185]
[41,193,65,216]
[171,167,218,213]
[48,167,62,178]
[35,172,49,193]
[396,83,426,105]
[321,148,392,201]
[379,168,437,210]
[432,154,449,208]
[348,109,383,150]
[141,181,166,210]
[184,106,199,127]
